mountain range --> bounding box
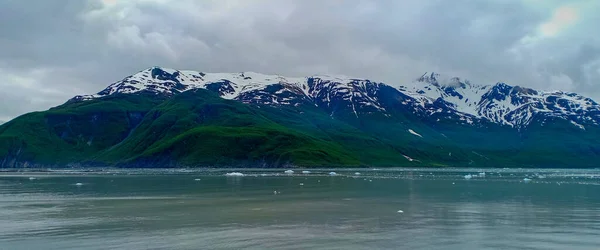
[1,67,599,168]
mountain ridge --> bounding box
[2,67,599,168]
[72,67,600,129]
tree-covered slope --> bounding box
[0,90,422,168]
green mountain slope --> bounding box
[0,90,413,167]
[1,88,600,168]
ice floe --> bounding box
[225,172,244,177]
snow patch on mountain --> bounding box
[408,129,423,138]
[571,121,585,130]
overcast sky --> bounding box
[1,0,599,123]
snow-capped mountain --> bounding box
[406,72,600,129]
[71,67,600,129]
[71,67,396,118]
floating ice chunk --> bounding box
[273,191,279,195]
[478,172,486,177]
[284,170,294,174]
[302,170,311,174]
[194,178,201,181]
[452,182,455,185]
[354,172,361,175]
[329,172,338,176]
[397,210,404,213]
[28,177,36,180]
[75,183,83,186]
[225,172,244,177]
[299,183,304,186]
[464,174,473,180]
[523,178,532,182]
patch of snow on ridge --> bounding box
[571,121,585,130]
[408,129,423,138]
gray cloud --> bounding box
[0,0,599,121]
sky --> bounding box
[1,0,599,123]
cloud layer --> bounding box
[1,0,599,122]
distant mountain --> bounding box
[409,72,599,129]
[2,67,599,168]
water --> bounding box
[1,168,599,250]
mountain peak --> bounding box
[416,72,470,89]
[493,82,511,88]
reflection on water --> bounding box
[1,168,599,250]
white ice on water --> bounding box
[284,170,294,174]
[225,172,245,177]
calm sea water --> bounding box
[1,168,599,250]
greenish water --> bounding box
[1,168,599,250]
